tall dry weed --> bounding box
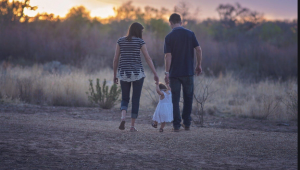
[0,64,297,121]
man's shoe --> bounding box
[181,123,190,130]
[172,128,180,132]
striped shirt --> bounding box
[117,36,146,82]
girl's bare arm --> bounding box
[156,83,164,96]
[166,83,171,91]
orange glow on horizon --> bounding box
[23,0,118,19]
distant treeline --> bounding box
[0,0,297,80]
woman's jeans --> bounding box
[169,76,194,129]
[120,77,144,119]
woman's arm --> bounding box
[113,44,121,84]
[141,44,159,83]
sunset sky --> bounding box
[24,0,298,20]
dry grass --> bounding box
[0,64,297,121]
[0,64,113,106]
[205,73,298,121]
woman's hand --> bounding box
[114,77,118,84]
[154,74,159,84]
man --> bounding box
[164,13,202,131]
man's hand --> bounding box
[114,77,118,84]
[164,74,169,84]
[195,65,202,76]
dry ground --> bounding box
[0,104,298,170]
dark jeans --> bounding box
[120,77,144,119]
[169,76,194,129]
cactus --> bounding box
[86,79,121,109]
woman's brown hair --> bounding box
[126,22,144,41]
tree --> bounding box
[174,1,190,19]
[65,6,91,24]
[216,2,263,29]
[113,1,143,21]
[0,0,37,24]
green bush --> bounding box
[86,78,121,109]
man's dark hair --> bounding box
[126,22,144,41]
[169,13,182,24]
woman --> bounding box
[113,22,159,132]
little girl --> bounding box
[152,82,173,132]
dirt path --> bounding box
[0,104,298,170]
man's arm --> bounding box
[195,46,202,76]
[164,53,172,84]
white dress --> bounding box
[152,90,173,123]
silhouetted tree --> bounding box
[216,2,263,29]
[174,1,190,19]
[113,1,143,21]
[65,6,91,23]
[0,0,37,24]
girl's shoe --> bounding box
[159,128,163,132]
[151,122,157,128]
[119,120,125,130]
[130,126,138,132]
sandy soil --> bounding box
[0,104,298,170]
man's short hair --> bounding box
[169,13,181,24]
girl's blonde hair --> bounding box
[159,82,167,91]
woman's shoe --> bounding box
[130,126,138,132]
[119,120,125,130]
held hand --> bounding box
[114,77,118,84]
[154,74,159,84]
[164,74,169,84]
[195,66,202,76]
[155,81,159,85]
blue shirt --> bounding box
[164,27,199,78]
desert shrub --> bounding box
[17,77,34,103]
[250,94,282,120]
[193,75,217,127]
[86,78,121,109]
[0,91,3,103]
[283,88,298,120]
